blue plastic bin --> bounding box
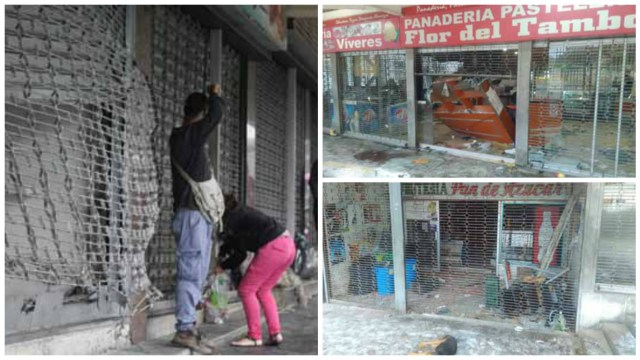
[374,266,394,295]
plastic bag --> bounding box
[205,272,230,324]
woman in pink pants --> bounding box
[216,194,296,347]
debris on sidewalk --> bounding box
[409,335,458,355]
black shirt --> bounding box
[170,96,225,211]
[219,206,287,270]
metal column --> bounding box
[515,41,532,166]
[576,183,604,332]
[285,68,297,234]
[329,53,342,134]
[613,39,628,177]
[208,29,223,177]
[405,48,417,148]
[589,43,603,175]
[389,183,407,313]
[245,61,257,207]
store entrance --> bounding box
[404,199,580,332]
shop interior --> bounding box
[402,199,580,332]
[326,192,583,332]
[416,46,519,158]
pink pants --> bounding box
[238,233,296,340]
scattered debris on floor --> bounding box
[409,335,458,355]
[412,158,430,165]
[323,302,577,355]
[324,135,553,178]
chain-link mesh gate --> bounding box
[338,50,408,142]
[416,44,518,156]
[146,6,210,295]
[323,54,334,130]
[400,184,585,332]
[529,38,636,177]
[5,5,160,305]
[255,61,288,226]
[323,183,395,309]
[596,183,635,289]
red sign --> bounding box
[401,5,636,48]
[323,12,402,53]
[323,5,636,52]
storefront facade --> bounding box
[323,182,636,332]
[5,4,317,346]
[323,5,636,177]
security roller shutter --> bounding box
[338,50,408,141]
[148,6,210,294]
[323,183,394,309]
[218,44,245,199]
[5,6,159,298]
[529,38,635,176]
[596,183,635,290]
[255,61,288,226]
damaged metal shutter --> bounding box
[415,44,519,154]
[529,38,635,177]
[323,183,394,309]
[400,184,583,332]
[147,6,210,294]
[255,61,287,226]
[338,50,407,143]
[596,183,635,291]
[5,5,159,298]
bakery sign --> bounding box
[323,12,402,53]
[403,183,571,200]
[323,5,635,52]
[401,5,636,47]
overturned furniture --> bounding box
[431,78,563,147]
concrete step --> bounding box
[6,280,317,355]
[602,322,636,355]
[145,299,243,340]
[111,307,250,355]
[5,317,130,355]
[578,329,613,355]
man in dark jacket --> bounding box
[169,84,224,353]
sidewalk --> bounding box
[323,135,558,178]
[210,296,318,355]
[111,280,318,356]
[323,302,580,355]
